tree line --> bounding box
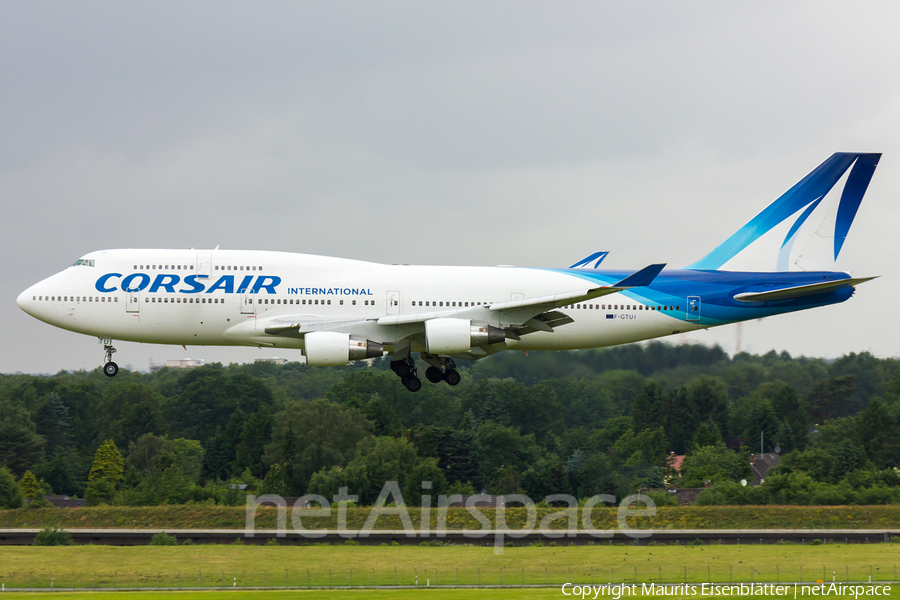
[0,342,898,508]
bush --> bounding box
[644,490,679,507]
[33,528,73,546]
[84,478,116,506]
[149,531,177,546]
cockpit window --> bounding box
[72,259,95,267]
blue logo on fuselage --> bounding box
[95,273,281,294]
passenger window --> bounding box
[327,300,331,305]
[352,300,356,305]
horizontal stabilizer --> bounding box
[613,263,666,288]
[733,276,877,302]
[570,251,609,269]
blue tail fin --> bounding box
[687,153,880,271]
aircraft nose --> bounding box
[17,286,35,315]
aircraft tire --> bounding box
[103,362,119,377]
[444,370,461,386]
[405,377,422,392]
[425,366,443,383]
[394,362,411,377]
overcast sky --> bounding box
[3,1,898,374]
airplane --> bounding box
[18,152,880,392]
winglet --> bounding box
[570,251,610,269]
[613,263,666,288]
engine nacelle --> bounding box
[303,331,383,366]
[425,318,505,354]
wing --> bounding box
[257,264,665,356]
[377,263,664,330]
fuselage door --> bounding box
[196,253,211,277]
[241,292,255,315]
[687,296,701,321]
[126,290,141,314]
[386,290,400,315]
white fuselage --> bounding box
[17,249,700,356]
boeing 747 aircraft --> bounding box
[18,153,880,391]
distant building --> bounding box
[150,358,205,372]
[43,495,85,509]
[749,452,781,485]
[667,452,685,474]
[254,358,289,365]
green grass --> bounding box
[8,588,900,600]
[0,592,567,599]
[4,504,900,531]
[2,543,899,590]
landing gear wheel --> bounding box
[443,370,461,386]
[392,360,412,377]
[404,377,422,392]
[425,366,443,384]
[101,341,119,377]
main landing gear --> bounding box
[390,354,463,392]
[422,354,461,386]
[390,356,421,392]
[102,341,119,377]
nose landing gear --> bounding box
[101,339,118,377]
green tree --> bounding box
[0,398,46,475]
[263,399,372,495]
[18,470,41,500]
[679,443,750,487]
[0,466,24,509]
[856,398,900,469]
[235,409,273,479]
[475,421,539,490]
[86,439,124,505]
[521,452,570,499]
[89,440,124,484]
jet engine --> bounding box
[424,318,505,354]
[303,331,383,366]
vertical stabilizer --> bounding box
[686,153,880,271]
